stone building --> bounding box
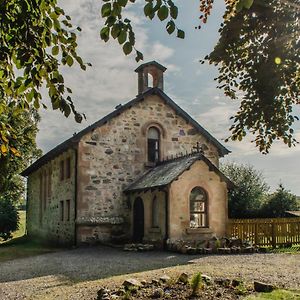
[22,61,233,246]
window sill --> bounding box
[186,227,212,235]
[149,227,161,233]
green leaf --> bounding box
[166,20,175,34]
[144,2,153,17]
[101,3,111,17]
[118,30,127,44]
[52,45,59,55]
[118,0,128,7]
[66,55,74,67]
[236,0,244,12]
[170,6,178,19]
[243,0,254,9]
[100,27,110,42]
[123,42,133,55]
[177,29,185,39]
[111,24,121,39]
[157,6,169,21]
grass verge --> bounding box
[245,289,300,300]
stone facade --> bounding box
[24,61,231,246]
[26,149,76,245]
[75,94,220,243]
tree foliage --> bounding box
[0,0,88,157]
[0,197,19,241]
[262,184,299,217]
[205,0,300,153]
[221,162,269,218]
[0,102,41,205]
[0,0,299,157]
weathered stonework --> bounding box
[26,149,76,245]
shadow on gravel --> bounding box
[0,245,201,283]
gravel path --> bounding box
[0,246,299,299]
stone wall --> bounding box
[76,94,220,243]
[168,160,228,241]
[26,149,76,245]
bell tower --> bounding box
[135,61,167,94]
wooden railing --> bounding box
[227,218,300,247]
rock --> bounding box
[231,279,243,287]
[152,288,164,298]
[242,246,255,253]
[152,279,160,285]
[258,247,268,253]
[196,247,204,254]
[186,247,197,255]
[201,274,212,285]
[178,272,189,284]
[215,278,231,287]
[97,288,110,300]
[204,248,213,254]
[254,281,275,293]
[159,275,171,283]
[229,238,243,248]
[122,278,142,290]
[218,248,231,254]
[230,246,241,254]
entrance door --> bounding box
[133,197,144,242]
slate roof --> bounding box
[124,153,234,193]
[21,87,230,176]
[135,61,167,72]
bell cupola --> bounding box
[135,61,167,94]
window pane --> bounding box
[189,187,208,228]
[148,127,159,139]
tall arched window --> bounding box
[190,187,208,228]
[152,196,159,227]
[147,127,160,163]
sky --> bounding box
[37,0,300,195]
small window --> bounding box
[60,160,64,181]
[66,200,71,221]
[190,187,208,228]
[147,127,160,163]
[60,200,64,222]
[152,196,159,228]
[66,157,71,179]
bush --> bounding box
[0,198,19,241]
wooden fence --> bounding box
[227,217,300,247]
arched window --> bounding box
[152,196,159,227]
[190,187,208,228]
[147,127,160,163]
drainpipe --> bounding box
[163,187,169,249]
[74,147,78,246]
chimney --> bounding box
[135,61,167,94]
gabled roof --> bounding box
[21,87,230,176]
[124,152,234,193]
[135,61,167,72]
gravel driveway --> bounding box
[0,246,299,299]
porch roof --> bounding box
[124,153,234,193]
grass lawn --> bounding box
[0,211,59,262]
[245,289,300,300]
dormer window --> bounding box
[147,127,160,163]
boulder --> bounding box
[178,272,189,284]
[229,238,243,248]
[122,278,142,290]
[204,248,213,254]
[254,281,275,293]
[218,248,231,254]
[186,247,197,255]
[160,275,171,283]
[201,274,212,285]
[97,288,110,300]
[215,278,231,287]
[231,279,243,287]
[152,288,164,298]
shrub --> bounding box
[190,272,203,296]
[0,198,19,241]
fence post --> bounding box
[271,223,276,248]
[254,223,258,246]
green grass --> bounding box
[245,289,300,300]
[0,211,59,262]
